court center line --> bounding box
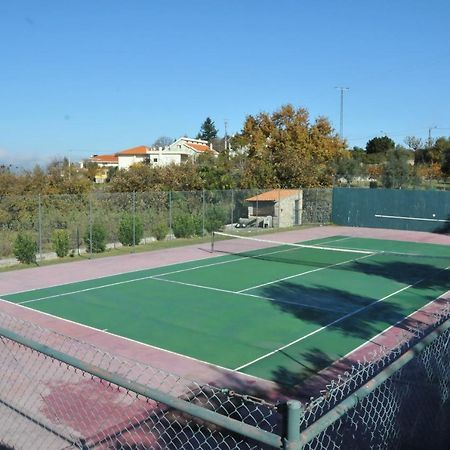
[150,276,348,313]
[237,252,376,293]
[16,237,354,305]
[234,265,450,372]
[16,249,296,304]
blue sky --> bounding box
[1,0,449,168]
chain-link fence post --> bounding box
[132,191,136,251]
[38,194,43,262]
[168,191,173,239]
[230,189,234,227]
[278,188,281,228]
[89,194,93,258]
[283,400,302,450]
[202,189,206,236]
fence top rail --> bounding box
[0,321,284,449]
[299,315,450,446]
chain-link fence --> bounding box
[1,302,450,449]
[0,189,333,264]
[0,311,283,450]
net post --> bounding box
[211,231,215,253]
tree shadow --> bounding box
[271,348,336,398]
[257,256,450,396]
[433,213,450,234]
[263,281,411,341]
[216,244,450,287]
[347,259,450,292]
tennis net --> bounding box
[211,231,450,268]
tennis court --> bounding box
[2,231,450,390]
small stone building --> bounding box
[245,189,303,228]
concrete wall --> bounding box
[247,191,303,228]
[118,155,148,170]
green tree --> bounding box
[333,156,362,185]
[52,229,70,257]
[14,232,37,264]
[441,148,450,176]
[84,222,107,253]
[434,137,450,163]
[197,153,235,190]
[172,212,202,238]
[118,214,144,246]
[151,221,169,241]
[381,150,410,188]
[197,117,218,143]
[366,136,395,155]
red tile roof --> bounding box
[90,154,118,163]
[246,189,301,202]
[185,142,212,153]
[116,146,150,156]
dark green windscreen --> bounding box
[332,188,450,233]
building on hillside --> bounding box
[84,138,218,180]
[81,154,119,183]
[167,137,218,160]
[244,189,303,228]
[116,146,152,170]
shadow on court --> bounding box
[262,281,409,341]
[259,261,450,394]
[348,259,450,291]
[434,213,450,234]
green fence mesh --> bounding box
[0,189,334,264]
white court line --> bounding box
[16,248,294,304]
[338,290,450,364]
[238,252,375,293]
[234,264,450,372]
[375,214,450,223]
[0,297,272,386]
[151,276,347,313]
[16,236,356,306]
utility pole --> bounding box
[224,119,228,151]
[68,150,72,181]
[428,126,437,148]
[335,87,349,138]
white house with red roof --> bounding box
[84,138,218,181]
[115,145,152,170]
[166,137,218,158]
[116,138,217,169]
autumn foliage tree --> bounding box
[235,104,346,188]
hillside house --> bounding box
[84,138,218,181]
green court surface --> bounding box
[3,235,450,388]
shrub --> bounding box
[52,229,70,258]
[84,222,107,253]
[118,214,144,246]
[172,213,202,238]
[204,205,228,233]
[14,232,37,264]
[151,222,169,241]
